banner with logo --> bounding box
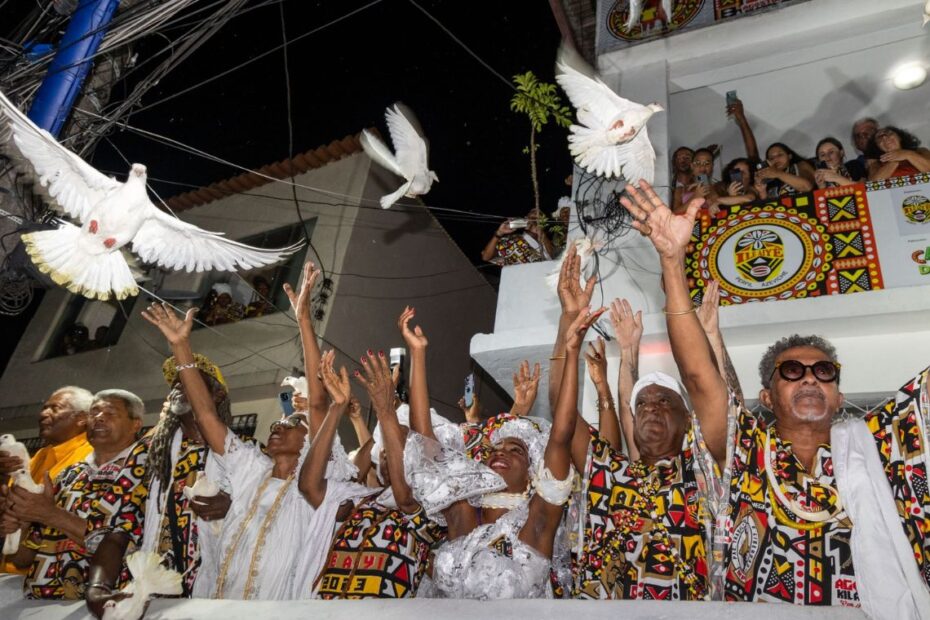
[597,0,807,53]
[686,184,886,305]
[864,174,930,288]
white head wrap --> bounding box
[629,371,690,414]
[370,404,462,483]
[487,416,551,475]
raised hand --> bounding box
[319,350,351,408]
[583,338,609,388]
[609,298,643,351]
[283,261,321,318]
[397,306,428,351]
[564,306,606,352]
[557,243,596,316]
[696,279,722,336]
[354,350,396,416]
[141,302,194,345]
[347,396,363,422]
[511,360,541,416]
[619,181,700,261]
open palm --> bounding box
[619,181,700,260]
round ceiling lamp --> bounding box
[893,63,928,90]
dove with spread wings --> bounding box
[0,90,302,301]
[555,62,663,184]
[360,103,438,209]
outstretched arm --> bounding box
[584,338,620,450]
[619,183,729,465]
[728,99,759,163]
[355,351,419,514]
[696,279,744,406]
[609,298,643,461]
[298,350,351,508]
[397,307,432,439]
[522,307,603,558]
[142,303,228,454]
[283,262,327,434]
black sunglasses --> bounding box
[772,360,841,383]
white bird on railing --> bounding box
[556,62,662,184]
[102,551,182,620]
[0,90,303,301]
[360,103,438,209]
[0,434,43,556]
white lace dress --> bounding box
[428,500,552,599]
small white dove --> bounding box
[924,0,930,27]
[626,0,644,30]
[102,551,182,620]
[281,375,308,398]
[662,0,674,24]
[0,90,303,301]
[556,62,662,184]
[0,434,43,556]
[545,237,600,292]
[181,472,220,505]
[360,103,438,209]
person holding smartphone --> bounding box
[813,137,855,189]
[673,148,720,214]
[481,208,554,266]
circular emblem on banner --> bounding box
[696,210,829,302]
[901,195,930,224]
[606,0,704,41]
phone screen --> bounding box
[463,373,475,408]
[278,391,294,417]
[726,90,738,105]
[696,173,710,186]
[731,170,742,184]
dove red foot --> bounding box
[0,90,303,301]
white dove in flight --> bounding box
[0,90,302,301]
[0,434,44,556]
[555,62,663,184]
[360,103,438,209]
[102,551,182,620]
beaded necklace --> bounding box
[614,459,707,600]
[213,472,296,599]
[762,428,846,526]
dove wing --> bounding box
[360,129,406,179]
[131,204,303,273]
[575,126,655,183]
[0,90,120,223]
[556,63,642,128]
[384,105,429,179]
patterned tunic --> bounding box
[864,365,930,589]
[315,492,442,598]
[722,408,858,606]
[113,431,207,596]
[23,448,135,599]
[574,426,709,600]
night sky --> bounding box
[92,0,571,265]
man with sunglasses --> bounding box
[620,183,861,608]
[623,182,930,616]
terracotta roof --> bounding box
[164,130,372,212]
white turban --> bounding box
[370,404,462,483]
[629,371,690,414]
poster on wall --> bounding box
[686,184,885,305]
[597,0,810,53]
[864,175,930,288]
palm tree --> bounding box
[509,71,571,214]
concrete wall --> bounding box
[0,152,506,445]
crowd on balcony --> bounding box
[1,193,928,617]
[671,99,930,215]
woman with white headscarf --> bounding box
[400,304,603,599]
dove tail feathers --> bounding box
[380,180,413,209]
[22,225,137,301]
[2,530,20,555]
[126,551,183,597]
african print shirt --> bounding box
[112,431,208,596]
[721,407,858,606]
[491,233,548,266]
[864,365,930,589]
[23,447,134,599]
[574,426,709,601]
[315,492,442,598]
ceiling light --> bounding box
[893,63,927,90]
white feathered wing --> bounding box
[102,551,182,620]
[0,435,43,556]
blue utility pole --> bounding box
[26,0,122,136]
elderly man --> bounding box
[621,182,930,617]
[1,389,143,599]
[846,117,879,181]
[1,386,94,573]
[85,354,233,607]
[548,246,728,601]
